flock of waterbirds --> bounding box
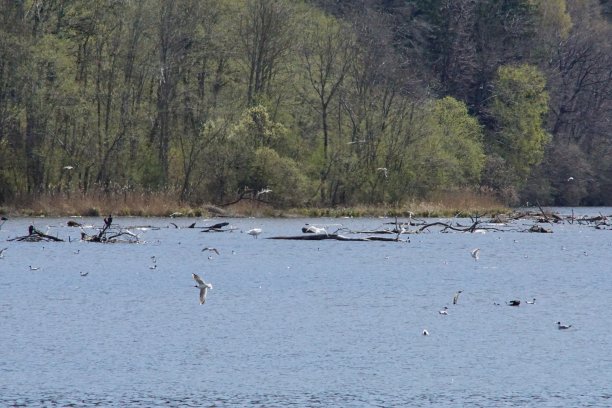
[0,215,266,307]
[0,214,580,333]
[419,248,573,336]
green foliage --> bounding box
[0,0,609,209]
[407,97,485,194]
[250,147,314,207]
[231,105,290,153]
[488,64,550,183]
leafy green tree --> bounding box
[487,64,550,183]
[249,147,313,207]
[407,96,485,194]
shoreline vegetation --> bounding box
[0,190,509,219]
[1,2,610,212]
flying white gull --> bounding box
[453,290,463,305]
[471,248,480,261]
[193,273,213,305]
[202,247,220,255]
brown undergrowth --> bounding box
[0,190,508,218]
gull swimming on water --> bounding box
[80,271,89,277]
[29,265,40,271]
[471,248,480,261]
[526,298,536,304]
[247,228,262,238]
[557,321,572,330]
[193,273,213,305]
[439,306,449,315]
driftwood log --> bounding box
[201,222,238,232]
[81,215,139,243]
[8,225,64,242]
[267,233,403,242]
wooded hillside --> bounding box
[0,0,610,208]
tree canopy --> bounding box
[0,0,610,208]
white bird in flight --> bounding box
[193,273,213,305]
[376,167,388,178]
[202,247,220,255]
[247,228,262,238]
[471,248,480,261]
[0,247,7,258]
[422,329,429,336]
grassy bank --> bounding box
[0,190,509,219]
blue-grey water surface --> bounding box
[1,212,611,407]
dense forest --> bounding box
[0,0,610,209]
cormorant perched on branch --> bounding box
[104,214,113,228]
[28,225,41,235]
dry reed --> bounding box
[1,189,507,218]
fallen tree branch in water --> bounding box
[8,225,64,242]
[267,233,404,242]
[80,216,139,243]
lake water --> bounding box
[1,212,611,407]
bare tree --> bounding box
[238,0,293,105]
[301,20,355,161]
